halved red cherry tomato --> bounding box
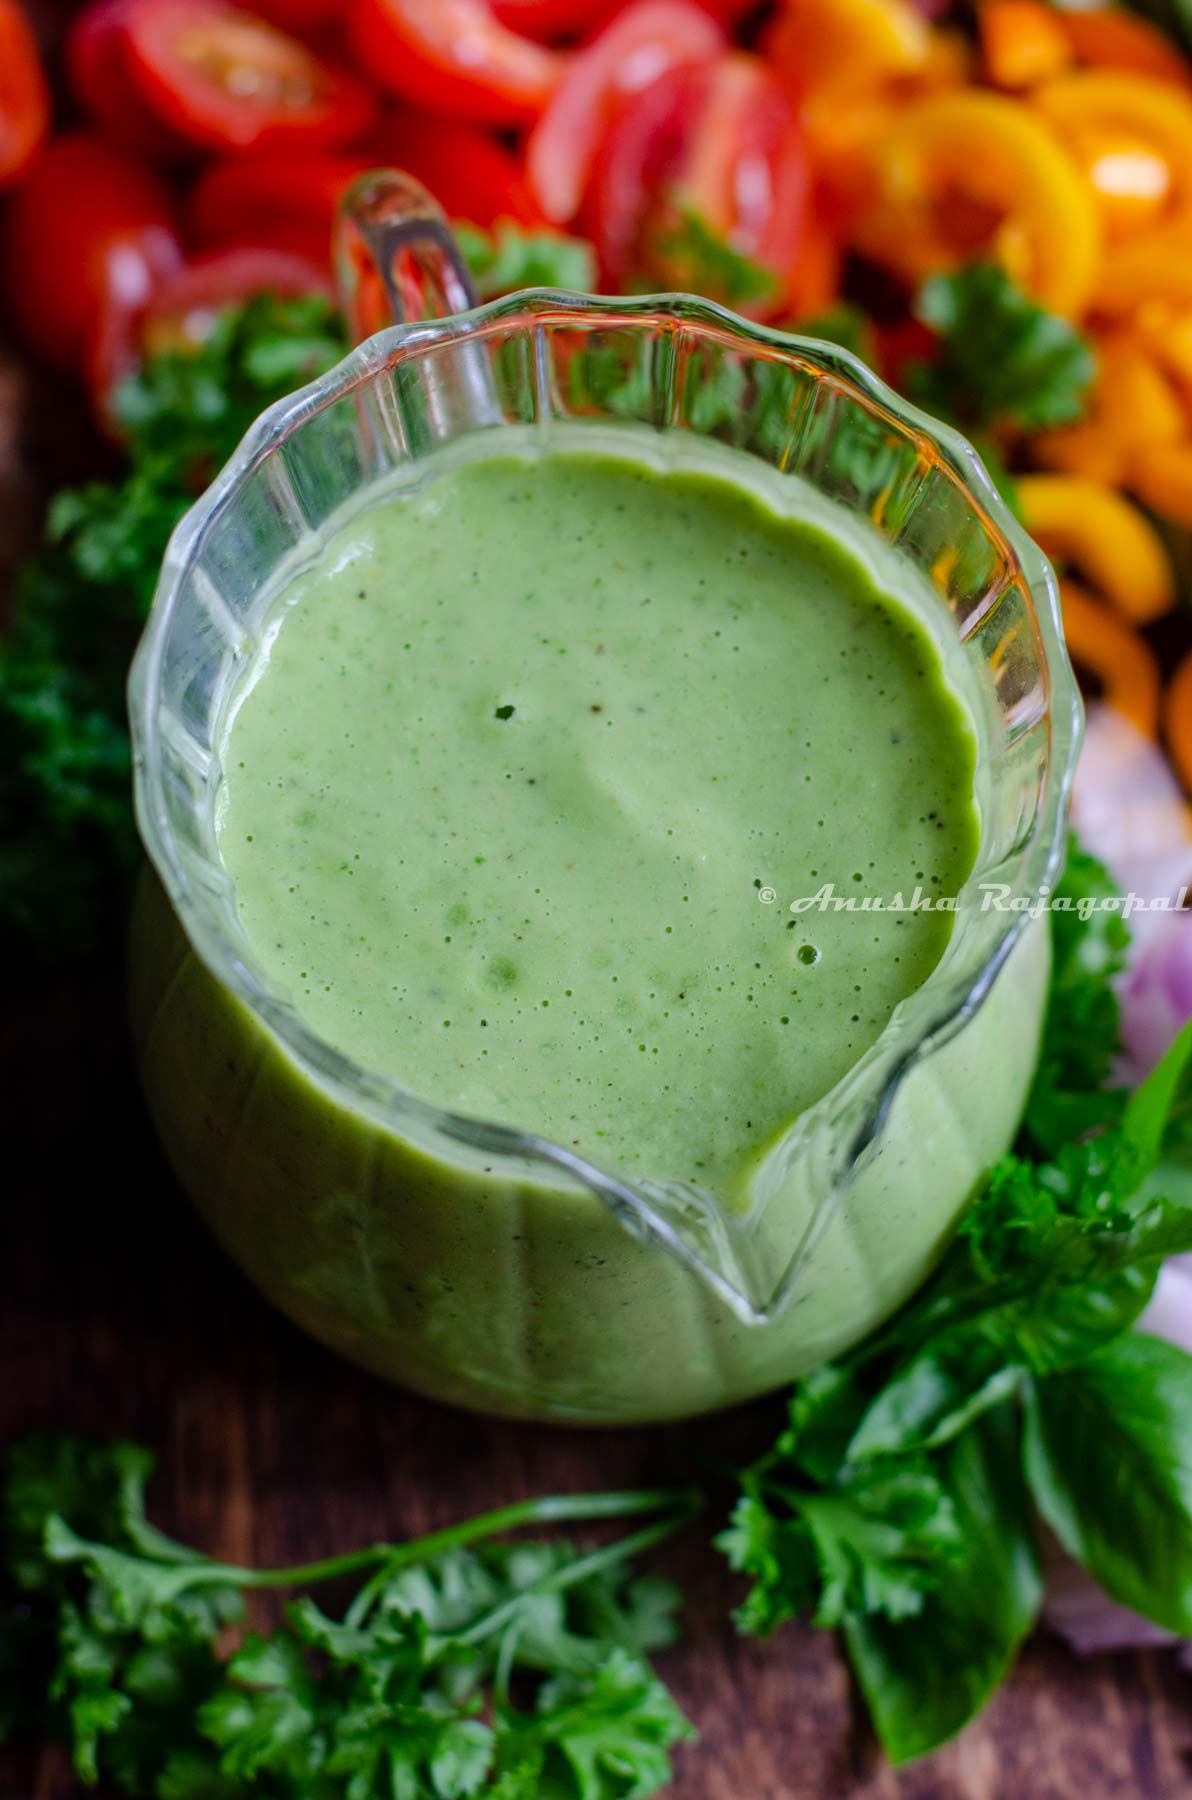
[188,124,539,269]
[525,0,726,224]
[143,246,333,345]
[188,151,375,262]
[581,61,693,285]
[0,0,50,187]
[586,51,809,314]
[91,244,332,426]
[492,0,754,30]
[122,0,377,152]
[0,133,182,367]
[248,0,342,28]
[67,0,187,161]
[374,110,543,224]
[349,0,565,126]
[490,0,618,35]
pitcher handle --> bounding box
[333,170,478,342]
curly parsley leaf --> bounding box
[1022,839,1132,1154]
[907,262,1096,433]
[646,207,777,306]
[455,222,597,300]
[1,291,348,959]
[1,1438,694,1798]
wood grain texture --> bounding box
[1,147,1191,1795]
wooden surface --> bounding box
[1,87,1192,1791]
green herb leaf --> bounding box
[843,1411,1042,1764]
[908,262,1096,432]
[1,292,347,957]
[1022,839,1132,1154]
[2,1437,693,1799]
[1024,1332,1192,1633]
[456,221,596,301]
[795,304,876,365]
[515,1646,695,1800]
[650,207,777,306]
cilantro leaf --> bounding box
[722,854,1192,1760]
[907,262,1096,433]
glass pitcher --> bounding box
[128,173,1081,1425]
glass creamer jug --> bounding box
[128,173,1081,1425]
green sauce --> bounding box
[218,445,979,1203]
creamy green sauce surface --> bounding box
[218,446,978,1199]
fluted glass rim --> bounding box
[128,287,1083,1321]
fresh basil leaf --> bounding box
[847,1353,1025,1460]
[1023,1333,1192,1633]
[843,1411,1042,1764]
[1122,1016,1192,1172]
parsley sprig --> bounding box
[2,1437,698,1798]
[0,293,348,957]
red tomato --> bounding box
[525,0,726,225]
[785,195,843,320]
[0,133,182,367]
[495,0,753,24]
[875,316,936,391]
[674,56,808,285]
[143,245,333,343]
[90,244,332,426]
[0,0,50,187]
[122,0,377,152]
[489,0,617,36]
[586,52,809,315]
[67,0,187,161]
[348,0,565,127]
[188,151,375,262]
[580,61,691,285]
[374,110,542,224]
[247,0,342,27]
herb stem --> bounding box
[455,1498,704,1650]
[341,1487,701,1628]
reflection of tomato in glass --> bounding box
[0,0,50,187]
[585,52,810,316]
[120,0,377,151]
